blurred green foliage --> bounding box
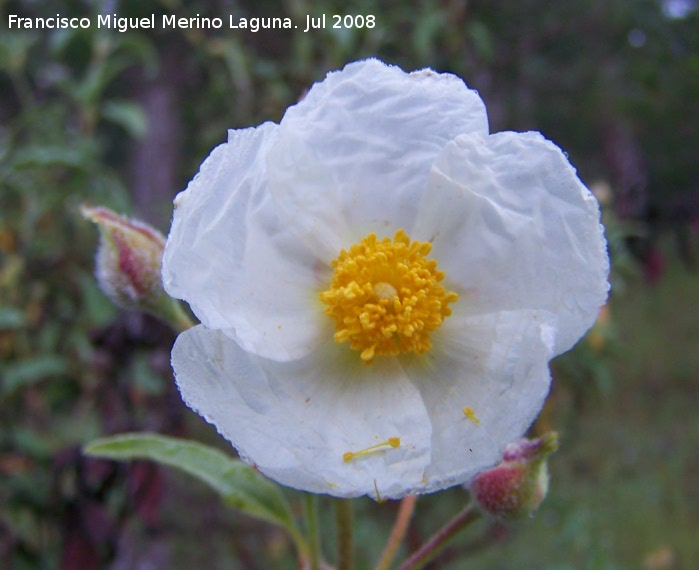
[1,0,698,568]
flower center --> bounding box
[319,229,458,363]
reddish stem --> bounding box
[395,503,481,570]
[375,495,418,570]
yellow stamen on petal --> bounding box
[343,437,401,462]
[373,479,387,503]
[320,230,458,363]
[463,407,481,424]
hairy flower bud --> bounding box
[469,432,559,519]
[82,205,190,329]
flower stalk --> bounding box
[395,503,481,570]
[334,499,354,570]
[303,493,322,570]
[375,495,418,570]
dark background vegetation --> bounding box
[1,0,698,568]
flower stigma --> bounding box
[320,230,458,363]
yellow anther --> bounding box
[343,437,401,462]
[360,345,377,363]
[463,407,481,424]
[320,230,457,363]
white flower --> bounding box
[162,59,609,500]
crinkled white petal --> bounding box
[164,59,610,500]
[172,326,432,499]
[162,123,331,361]
[401,308,556,493]
[266,59,489,260]
[413,131,609,355]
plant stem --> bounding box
[288,526,310,568]
[304,493,322,570]
[375,495,418,570]
[165,299,197,332]
[334,499,354,570]
[395,503,481,570]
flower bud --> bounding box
[469,432,559,520]
[81,205,190,329]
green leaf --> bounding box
[84,433,299,535]
[2,355,70,395]
[102,100,148,139]
[12,144,95,170]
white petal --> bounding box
[172,326,432,499]
[414,131,609,355]
[401,309,555,493]
[162,123,331,361]
[266,59,489,260]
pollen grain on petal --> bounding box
[463,407,481,424]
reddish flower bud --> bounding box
[469,432,559,520]
[82,205,190,329]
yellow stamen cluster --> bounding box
[320,230,458,363]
